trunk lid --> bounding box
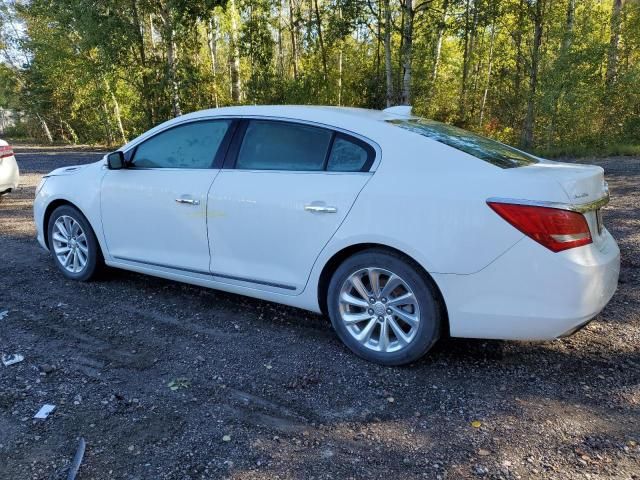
[518,161,607,205]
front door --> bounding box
[101,119,232,272]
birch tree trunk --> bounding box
[206,16,219,108]
[513,0,526,106]
[160,3,182,117]
[102,102,115,146]
[458,0,477,123]
[547,0,575,145]
[313,0,328,80]
[338,47,343,105]
[384,0,393,106]
[131,0,153,126]
[375,0,381,79]
[289,0,299,80]
[61,119,79,145]
[229,0,242,103]
[605,0,624,87]
[400,0,413,105]
[479,20,496,126]
[37,114,53,143]
[337,4,343,105]
[521,0,545,149]
[104,79,127,144]
[430,0,448,89]
[277,0,285,77]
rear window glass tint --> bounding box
[388,118,539,168]
[237,121,332,171]
[327,136,371,172]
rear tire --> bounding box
[47,205,103,281]
[327,249,441,366]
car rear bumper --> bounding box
[433,229,620,340]
[0,155,19,193]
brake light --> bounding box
[0,145,14,159]
[487,201,592,252]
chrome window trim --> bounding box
[120,117,237,155]
[119,114,382,171]
[487,191,610,214]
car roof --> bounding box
[177,105,412,126]
[121,105,415,152]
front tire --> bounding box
[47,205,102,281]
[327,249,442,366]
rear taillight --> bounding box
[0,145,14,159]
[488,201,592,252]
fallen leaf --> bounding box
[478,449,491,456]
[167,378,190,391]
[471,420,482,428]
[222,435,231,442]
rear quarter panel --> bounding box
[309,127,573,280]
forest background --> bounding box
[0,0,638,157]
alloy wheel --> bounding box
[52,215,89,274]
[338,267,420,353]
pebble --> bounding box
[39,364,55,374]
[473,465,488,476]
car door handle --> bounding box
[304,204,337,213]
[175,197,200,206]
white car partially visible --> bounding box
[0,139,19,199]
[33,105,620,365]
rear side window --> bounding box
[388,118,539,168]
[132,120,230,169]
[236,121,332,171]
[327,136,373,172]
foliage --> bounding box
[0,0,638,155]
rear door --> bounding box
[207,119,375,293]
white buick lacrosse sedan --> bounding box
[33,105,620,365]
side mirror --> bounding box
[107,151,125,170]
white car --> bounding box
[33,106,620,365]
[0,139,19,199]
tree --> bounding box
[521,0,546,149]
[0,0,638,153]
[606,0,624,87]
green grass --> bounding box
[535,142,640,159]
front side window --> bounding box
[132,120,231,169]
[388,118,539,169]
[236,121,332,171]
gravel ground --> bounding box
[0,147,638,480]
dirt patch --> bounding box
[0,149,638,479]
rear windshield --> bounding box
[388,118,539,169]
